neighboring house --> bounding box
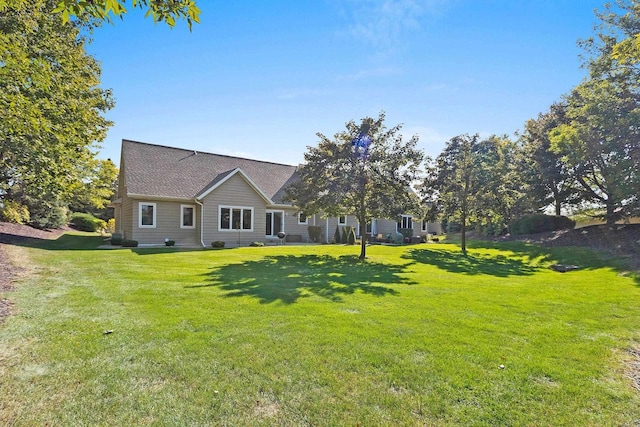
[113,140,440,247]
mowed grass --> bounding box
[1,235,639,426]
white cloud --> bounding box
[333,0,454,51]
[400,125,450,157]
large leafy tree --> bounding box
[0,0,114,226]
[582,0,640,69]
[472,135,532,235]
[68,158,119,217]
[423,134,479,253]
[286,113,424,259]
[549,78,640,223]
[546,1,640,223]
[521,102,582,216]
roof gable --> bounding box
[197,168,273,203]
[121,140,298,203]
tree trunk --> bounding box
[606,200,616,225]
[461,209,467,254]
[552,188,561,216]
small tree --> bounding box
[333,225,341,244]
[423,134,479,254]
[347,227,356,245]
[341,227,349,244]
[286,112,424,259]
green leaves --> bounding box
[0,1,114,218]
[286,112,424,258]
[53,0,201,30]
[548,77,640,221]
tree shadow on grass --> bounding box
[188,254,416,304]
[404,246,546,277]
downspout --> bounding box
[195,199,206,248]
[326,217,329,243]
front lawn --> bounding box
[1,236,639,425]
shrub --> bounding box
[307,225,322,243]
[510,214,576,236]
[333,226,341,244]
[397,228,414,240]
[341,227,349,244]
[211,241,225,248]
[446,221,461,233]
[69,212,106,232]
[28,201,67,229]
[106,218,116,233]
[0,200,30,224]
[121,239,138,247]
[249,241,265,247]
[347,226,356,245]
[479,221,508,237]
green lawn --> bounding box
[1,235,639,426]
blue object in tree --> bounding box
[351,134,372,159]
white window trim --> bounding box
[298,212,308,224]
[266,210,285,236]
[180,204,196,229]
[218,205,254,232]
[338,215,347,225]
[421,220,429,232]
[397,215,412,231]
[138,202,157,228]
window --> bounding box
[338,215,347,225]
[397,215,412,230]
[298,212,308,224]
[181,205,196,229]
[139,202,156,228]
[219,206,253,231]
[366,222,373,233]
[421,220,429,232]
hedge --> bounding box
[509,214,576,236]
[69,212,106,232]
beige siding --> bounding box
[320,214,358,243]
[201,174,267,247]
[129,199,200,246]
[120,196,133,239]
[282,209,313,242]
[376,219,398,237]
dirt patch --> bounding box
[492,224,640,271]
[0,221,66,244]
[0,222,66,324]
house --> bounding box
[113,140,440,247]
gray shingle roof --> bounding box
[122,139,298,204]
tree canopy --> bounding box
[286,113,424,259]
[521,102,582,216]
[50,0,201,29]
[423,134,479,253]
[546,0,640,223]
[0,0,114,227]
[549,78,640,222]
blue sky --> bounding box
[87,0,605,167]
